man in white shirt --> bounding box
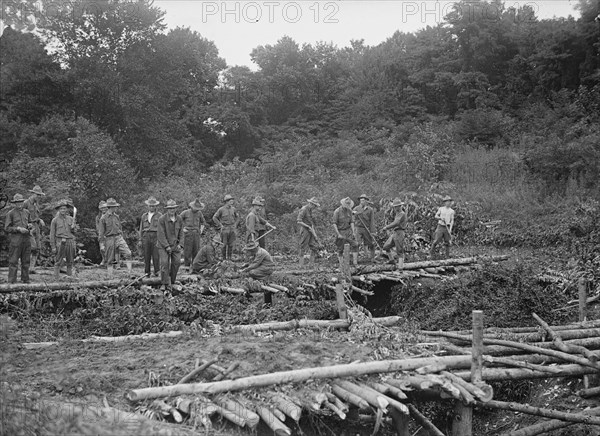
[139,197,161,277]
[429,195,455,259]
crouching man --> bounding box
[50,199,76,279]
[192,235,223,276]
[240,241,274,280]
[157,200,183,291]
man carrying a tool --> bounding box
[333,197,359,266]
[23,185,46,273]
[157,199,184,291]
[98,198,133,277]
[192,234,223,276]
[5,194,33,284]
[353,194,377,262]
[180,198,207,272]
[253,196,269,248]
[429,195,455,259]
[139,196,161,277]
[212,194,239,261]
[246,198,276,244]
[297,197,321,267]
[381,198,407,268]
[240,241,274,280]
[50,199,76,279]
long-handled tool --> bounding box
[255,227,275,243]
[355,213,383,252]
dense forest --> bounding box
[1,0,599,250]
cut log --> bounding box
[577,386,600,398]
[351,285,374,296]
[212,361,240,382]
[256,406,292,436]
[407,403,445,436]
[483,355,563,374]
[271,395,302,421]
[504,406,600,436]
[261,285,281,294]
[441,371,493,402]
[478,399,600,426]
[352,255,508,274]
[272,407,286,422]
[357,382,409,414]
[425,319,600,336]
[230,319,350,332]
[216,398,260,428]
[454,363,597,382]
[424,331,600,370]
[432,337,600,356]
[532,312,598,362]
[221,286,247,295]
[267,283,289,293]
[178,359,218,384]
[325,392,349,413]
[215,405,247,427]
[367,381,408,400]
[331,385,370,410]
[324,400,346,419]
[333,380,389,411]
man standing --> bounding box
[254,196,269,248]
[353,194,376,262]
[157,200,184,291]
[333,197,359,266]
[96,201,108,267]
[382,198,407,268]
[212,194,239,260]
[98,198,133,276]
[50,199,76,279]
[180,198,207,272]
[429,195,455,259]
[5,194,32,284]
[246,198,275,244]
[23,185,45,273]
[240,241,275,280]
[297,197,320,267]
[139,196,161,277]
[192,234,223,276]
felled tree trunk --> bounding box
[352,255,509,274]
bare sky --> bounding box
[155,0,581,69]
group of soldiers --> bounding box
[5,187,456,290]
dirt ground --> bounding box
[1,247,598,435]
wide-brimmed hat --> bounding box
[189,198,205,210]
[55,199,74,209]
[98,201,107,210]
[29,185,45,196]
[105,198,120,207]
[165,199,178,209]
[341,197,354,209]
[145,196,160,206]
[442,195,453,202]
[307,197,320,207]
[223,194,234,202]
[391,198,404,207]
[11,193,26,203]
[211,235,223,245]
[243,241,259,251]
[358,194,370,201]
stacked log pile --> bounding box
[120,311,600,435]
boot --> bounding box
[397,255,405,270]
[126,260,133,275]
[107,265,114,277]
[352,252,358,266]
[30,254,38,273]
[53,265,60,280]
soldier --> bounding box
[429,195,455,259]
[50,199,76,279]
[192,234,223,276]
[382,198,407,268]
[98,198,133,276]
[254,196,269,248]
[5,194,32,284]
[180,198,207,272]
[23,185,45,273]
[333,197,359,266]
[96,201,108,267]
[297,197,320,267]
[157,200,184,291]
[212,194,239,260]
[246,198,275,244]
[139,196,161,277]
[353,194,376,262]
[240,241,274,280]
